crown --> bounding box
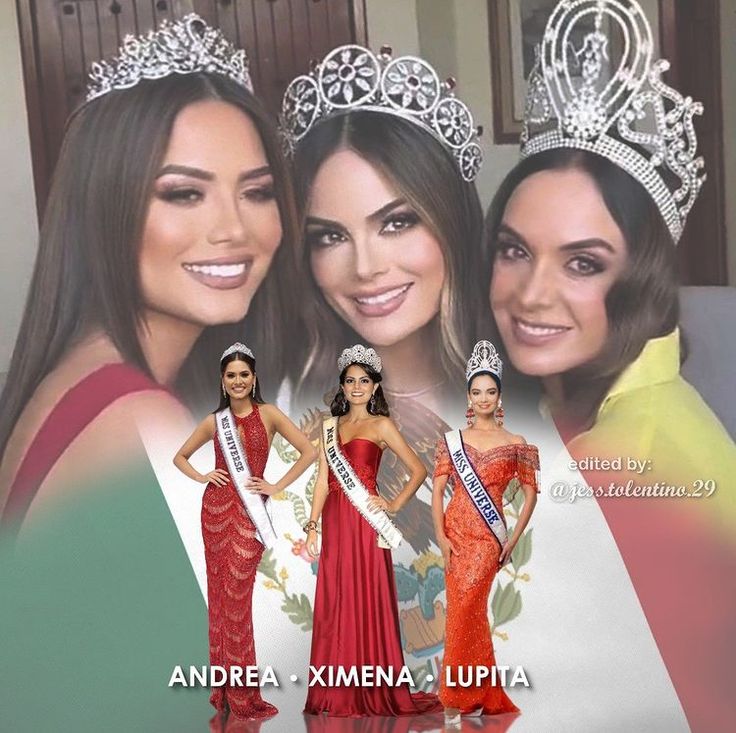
[466,340,503,383]
[85,14,253,102]
[280,44,483,182]
[520,0,705,243]
[337,344,383,374]
[221,342,254,362]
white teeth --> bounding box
[355,284,411,305]
[184,262,247,277]
[516,320,569,336]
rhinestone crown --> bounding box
[466,340,503,383]
[338,344,383,374]
[281,44,483,182]
[86,13,253,102]
[221,342,255,362]
[520,0,705,243]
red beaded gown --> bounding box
[434,439,539,714]
[202,402,277,719]
[305,434,442,717]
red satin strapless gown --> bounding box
[202,403,277,720]
[305,436,442,717]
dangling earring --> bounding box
[369,394,376,413]
[251,381,256,398]
[495,397,504,427]
[466,401,474,427]
[222,383,227,397]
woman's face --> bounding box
[468,374,500,417]
[307,149,446,348]
[490,168,628,377]
[341,364,376,408]
[222,359,255,400]
[140,100,282,328]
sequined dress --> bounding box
[434,438,540,713]
[202,402,277,719]
[305,434,442,717]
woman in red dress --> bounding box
[303,345,442,717]
[174,343,316,720]
[0,15,298,537]
[432,341,539,726]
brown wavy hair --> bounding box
[485,148,679,433]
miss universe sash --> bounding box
[215,408,277,549]
[322,417,403,550]
[444,429,508,547]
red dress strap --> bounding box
[1,363,166,532]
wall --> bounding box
[721,0,736,284]
[0,1,37,377]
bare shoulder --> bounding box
[257,402,281,420]
[374,415,397,433]
[505,430,527,446]
[113,389,193,426]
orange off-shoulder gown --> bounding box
[434,437,540,714]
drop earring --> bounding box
[466,401,474,426]
[369,394,376,412]
[251,382,256,398]
[495,397,504,427]
[222,384,227,397]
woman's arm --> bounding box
[432,473,457,570]
[172,414,229,486]
[369,417,428,514]
[305,431,330,559]
[246,405,318,496]
[498,482,538,565]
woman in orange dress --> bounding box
[432,340,540,726]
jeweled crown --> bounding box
[520,0,705,243]
[86,13,253,102]
[281,44,483,182]
[466,340,503,383]
[221,342,255,362]
[338,344,383,374]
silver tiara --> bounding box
[281,44,483,182]
[466,340,503,383]
[520,0,705,243]
[86,13,253,102]
[221,342,254,361]
[337,344,383,374]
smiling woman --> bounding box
[0,16,297,538]
[281,45,485,416]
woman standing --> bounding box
[0,15,298,537]
[432,341,539,725]
[174,343,316,719]
[303,344,442,717]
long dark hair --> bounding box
[291,111,485,405]
[0,73,298,465]
[330,362,390,417]
[485,148,679,429]
[215,351,264,413]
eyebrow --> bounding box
[497,223,616,254]
[156,164,272,182]
[306,197,408,231]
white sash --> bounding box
[445,429,508,547]
[322,417,403,550]
[215,408,277,549]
